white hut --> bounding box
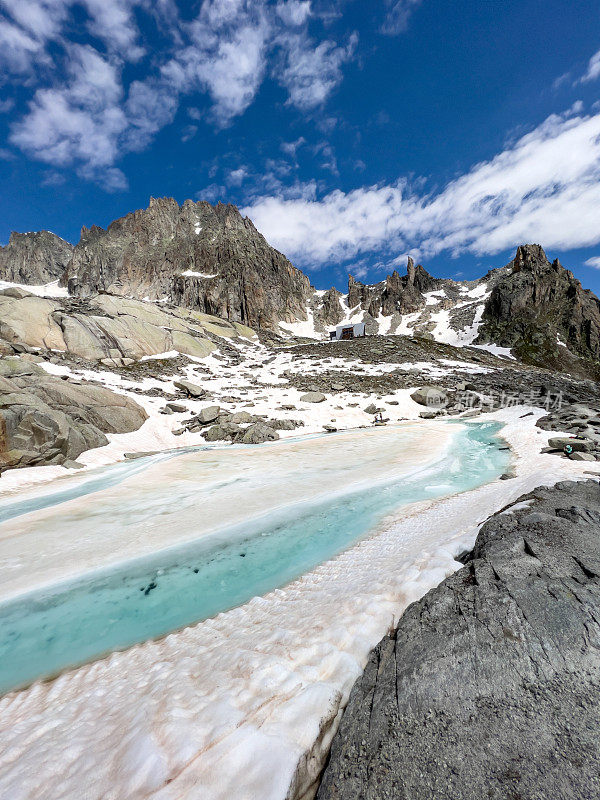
[329,322,366,341]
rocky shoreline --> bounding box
[317,477,600,800]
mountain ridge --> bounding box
[1,198,599,378]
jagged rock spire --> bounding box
[512,244,548,272]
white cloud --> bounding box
[280,136,306,157]
[0,16,48,75]
[244,108,600,267]
[313,140,338,173]
[80,0,145,60]
[585,257,600,270]
[381,0,423,35]
[276,0,311,27]
[226,166,249,186]
[11,46,126,172]
[123,78,178,150]
[9,44,175,189]
[2,0,67,39]
[2,0,372,187]
[196,183,227,203]
[164,0,354,124]
[277,30,357,110]
[0,0,144,75]
[580,49,600,83]
[162,2,270,127]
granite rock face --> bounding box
[0,231,73,285]
[0,290,256,364]
[0,358,147,472]
[318,478,600,800]
[61,198,313,330]
[477,244,600,376]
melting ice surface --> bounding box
[0,422,509,695]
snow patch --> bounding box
[280,307,319,339]
[180,270,218,279]
[140,351,179,362]
[472,343,515,359]
[0,279,68,298]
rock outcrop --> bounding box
[477,244,600,376]
[0,231,73,285]
[61,198,313,330]
[318,478,600,800]
[0,358,147,472]
[312,288,345,329]
[345,258,443,319]
[0,288,254,365]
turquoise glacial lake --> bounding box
[0,422,509,695]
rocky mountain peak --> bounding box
[0,230,73,285]
[61,197,313,330]
[477,244,600,374]
[512,243,548,272]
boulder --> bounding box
[166,402,187,413]
[0,295,66,351]
[239,423,279,444]
[300,391,326,403]
[174,380,205,398]
[203,425,231,442]
[547,436,592,453]
[268,418,302,430]
[568,452,597,461]
[0,359,147,473]
[0,287,33,299]
[198,405,220,424]
[410,385,448,408]
[318,479,600,800]
[364,403,378,414]
[171,330,216,358]
[228,411,257,424]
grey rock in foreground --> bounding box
[318,478,600,800]
[0,358,147,472]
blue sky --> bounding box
[1,0,600,294]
